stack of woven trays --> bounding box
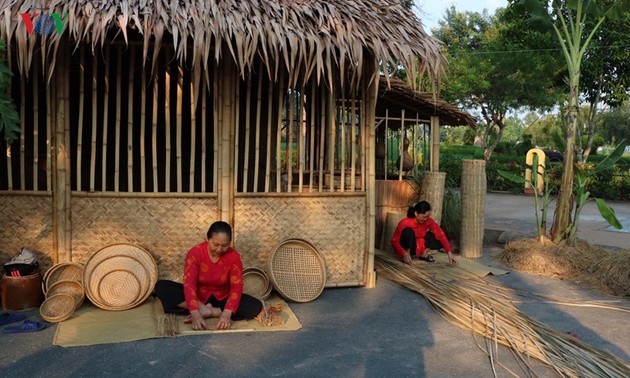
[268,239,327,303]
[40,262,85,323]
[83,244,157,311]
[243,267,272,300]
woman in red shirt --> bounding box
[154,221,263,330]
[391,201,458,266]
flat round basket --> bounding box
[45,262,84,291]
[40,293,75,323]
[268,239,326,303]
[83,244,158,311]
[243,267,271,300]
[46,280,85,311]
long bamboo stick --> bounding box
[33,59,39,191]
[309,83,315,193]
[360,94,366,191]
[253,65,263,193]
[264,73,273,193]
[399,109,405,181]
[164,52,172,192]
[200,85,207,193]
[102,46,110,192]
[176,67,183,193]
[340,91,346,192]
[189,80,196,193]
[19,73,25,190]
[140,57,147,192]
[351,95,357,191]
[63,53,72,261]
[384,109,388,182]
[213,65,219,192]
[127,48,136,192]
[328,86,335,192]
[275,70,284,192]
[76,48,85,191]
[151,58,159,192]
[298,83,305,192]
[241,74,251,192]
[114,47,122,192]
[318,87,325,193]
[90,53,98,192]
[46,74,51,191]
[287,87,294,193]
[5,54,12,190]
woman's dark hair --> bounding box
[407,201,432,218]
[207,221,233,240]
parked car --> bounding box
[543,150,563,163]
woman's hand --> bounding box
[216,309,232,330]
[447,252,458,266]
[189,310,208,331]
[402,252,413,265]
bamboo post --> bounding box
[114,47,122,192]
[201,85,207,192]
[33,59,39,190]
[127,48,136,192]
[253,66,263,193]
[90,53,98,192]
[164,52,171,192]
[398,109,405,181]
[298,83,305,192]
[19,73,26,190]
[460,159,486,259]
[318,87,326,192]
[264,74,273,192]
[151,61,159,192]
[5,57,12,190]
[140,60,147,192]
[384,109,388,182]
[363,60,378,288]
[309,83,315,192]
[75,48,85,191]
[328,86,335,192]
[360,92,366,191]
[287,87,294,192]
[189,81,196,192]
[431,116,440,172]
[420,172,447,225]
[176,67,183,193]
[340,91,346,192]
[242,74,251,192]
[275,70,284,192]
[102,46,110,191]
[52,44,71,263]
[351,94,357,191]
[213,65,219,192]
[46,75,51,191]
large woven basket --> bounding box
[40,293,75,323]
[46,280,85,311]
[243,267,272,300]
[268,239,326,303]
[44,262,84,292]
[83,244,157,311]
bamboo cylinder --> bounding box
[419,172,446,225]
[460,159,486,259]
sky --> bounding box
[414,0,508,33]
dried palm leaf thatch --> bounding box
[500,239,627,296]
[0,0,445,95]
[375,253,630,377]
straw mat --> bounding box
[375,249,508,277]
[53,295,301,347]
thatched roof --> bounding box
[376,77,476,128]
[1,0,445,91]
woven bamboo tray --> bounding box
[243,267,272,300]
[46,280,85,311]
[83,244,157,311]
[268,239,326,303]
[40,293,75,323]
[45,262,84,291]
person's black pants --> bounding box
[399,227,443,256]
[154,280,263,321]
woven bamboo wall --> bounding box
[0,196,54,271]
[234,196,367,286]
[71,197,219,280]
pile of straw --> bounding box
[375,253,630,377]
[501,239,629,296]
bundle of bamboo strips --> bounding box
[375,253,630,378]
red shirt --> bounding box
[183,242,243,313]
[391,217,451,257]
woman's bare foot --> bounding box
[185,304,221,323]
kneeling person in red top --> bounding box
[154,221,263,330]
[391,201,458,266]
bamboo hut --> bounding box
[0,0,446,288]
